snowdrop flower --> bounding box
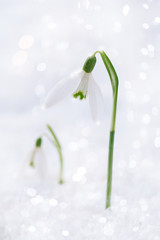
[29,125,64,184]
[43,55,104,122]
[42,50,119,209]
[30,137,47,180]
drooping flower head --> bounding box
[29,125,64,184]
[43,54,104,122]
[30,137,47,180]
[73,55,96,100]
[30,137,42,167]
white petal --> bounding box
[34,148,47,180]
[42,70,83,108]
[88,75,105,122]
[73,72,90,99]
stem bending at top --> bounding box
[94,51,119,209]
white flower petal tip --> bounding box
[88,76,105,122]
[41,98,53,109]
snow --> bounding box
[0,114,160,239]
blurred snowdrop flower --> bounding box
[30,138,47,180]
[43,56,105,122]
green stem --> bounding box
[57,147,64,184]
[42,133,57,147]
[47,124,64,184]
[106,90,118,208]
[106,130,115,208]
[94,50,119,209]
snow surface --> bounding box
[0,114,160,239]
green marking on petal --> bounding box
[73,91,87,100]
[30,160,34,168]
